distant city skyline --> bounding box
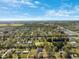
[0,0,79,21]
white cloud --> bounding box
[45,6,79,17]
[74,6,79,11]
[2,0,17,3]
[0,6,9,10]
[45,10,71,17]
[34,1,40,4]
[1,15,79,21]
[29,5,37,8]
[25,2,34,5]
[1,0,38,8]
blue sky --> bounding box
[0,0,79,21]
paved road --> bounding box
[58,26,79,40]
[2,49,14,58]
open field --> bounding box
[0,24,24,27]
